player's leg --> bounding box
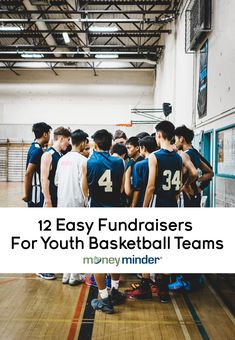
[91,274,114,314]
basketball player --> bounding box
[23,122,51,207]
[131,136,157,207]
[174,125,214,207]
[41,126,71,208]
[80,139,91,158]
[170,125,214,291]
[125,136,144,198]
[127,121,182,302]
[113,129,127,145]
[82,129,124,207]
[82,129,126,313]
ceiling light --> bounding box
[0,25,24,31]
[21,53,44,58]
[89,26,118,32]
[62,32,70,44]
[95,54,119,59]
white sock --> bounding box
[63,273,70,280]
[111,280,119,290]
[99,288,109,300]
[70,273,79,280]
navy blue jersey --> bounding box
[132,158,149,207]
[184,148,202,206]
[46,147,61,207]
[87,151,124,207]
[153,149,182,207]
[26,142,44,206]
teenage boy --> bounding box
[82,129,126,314]
[131,136,157,207]
[174,125,214,207]
[125,136,144,198]
[41,126,71,208]
[23,122,51,207]
[127,121,182,302]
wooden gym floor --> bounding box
[0,274,234,340]
[0,183,235,339]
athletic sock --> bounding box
[111,280,119,290]
[99,288,109,300]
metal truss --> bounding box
[0,0,182,71]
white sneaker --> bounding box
[36,273,56,280]
[62,273,70,284]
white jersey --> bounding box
[55,151,87,207]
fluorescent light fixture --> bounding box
[62,32,70,44]
[21,53,44,58]
[0,25,23,31]
[89,26,118,32]
[95,54,119,59]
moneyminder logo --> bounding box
[83,255,162,266]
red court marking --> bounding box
[67,284,88,340]
[0,278,18,285]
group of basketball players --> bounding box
[23,120,214,314]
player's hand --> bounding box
[44,201,52,208]
[22,196,29,203]
[181,185,194,199]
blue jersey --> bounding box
[153,149,182,207]
[26,141,44,206]
[87,151,124,207]
[132,159,149,207]
[46,147,61,207]
[184,148,201,206]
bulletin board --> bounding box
[217,125,235,177]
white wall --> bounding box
[154,0,235,130]
[0,69,154,139]
[154,5,194,128]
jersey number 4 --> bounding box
[98,169,113,192]
[162,170,181,191]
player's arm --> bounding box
[54,160,60,187]
[180,152,198,197]
[143,154,157,207]
[198,160,214,187]
[182,152,198,184]
[131,191,140,207]
[121,170,125,194]
[124,166,132,197]
[131,163,141,207]
[81,161,89,199]
[22,163,36,202]
[41,152,52,207]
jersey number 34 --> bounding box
[162,170,181,191]
[98,169,113,192]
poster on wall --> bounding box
[197,40,208,118]
[217,127,235,176]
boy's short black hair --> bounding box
[71,129,89,146]
[110,143,127,157]
[92,129,113,151]
[113,129,127,141]
[126,136,139,147]
[155,120,175,141]
[136,132,150,140]
[174,125,194,144]
[139,136,157,153]
[32,122,52,139]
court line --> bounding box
[67,284,88,340]
[77,286,98,340]
[183,293,210,340]
[0,317,201,325]
[171,294,192,340]
[206,280,235,326]
[0,278,18,285]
